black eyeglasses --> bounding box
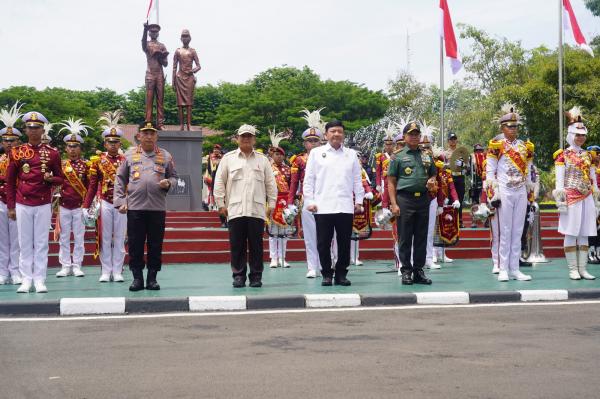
[67,144,80,148]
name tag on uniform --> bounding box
[401,156,412,162]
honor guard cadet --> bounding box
[288,108,325,278]
[83,111,126,283]
[114,121,178,291]
[486,104,535,282]
[6,111,64,293]
[375,124,396,208]
[387,121,437,285]
[0,101,23,285]
[553,107,598,280]
[268,129,292,268]
[55,118,91,278]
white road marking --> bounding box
[0,300,599,323]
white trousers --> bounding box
[268,237,288,260]
[497,186,527,273]
[302,204,320,271]
[16,203,51,283]
[100,200,127,275]
[489,214,499,268]
[426,198,437,264]
[58,206,85,268]
[0,201,20,278]
[350,240,359,262]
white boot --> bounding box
[17,280,32,293]
[565,248,580,280]
[269,258,279,268]
[72,266,85,277]
[578,247,596,280]
[282,260,290,268]
[498,270,509,282]
[34,280,48,293]
[98,273,111,282]
[0,275,9,285]
[11,275,22,285]
[56,267,72,278]
[491,265,500,274]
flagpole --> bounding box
[440,36,445,149]
[558,0,564,149]
[156,0,160,25]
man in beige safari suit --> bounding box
[214,124,277,288]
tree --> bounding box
[585,0,600,16]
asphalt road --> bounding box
[1,303,600,399]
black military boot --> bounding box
[129,269,144,292]
[146,270,160,290]
[400,270,413,285]
[413,269,432,285]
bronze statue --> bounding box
[142,22,169,130]
[172,29,201,131]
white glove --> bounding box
[436,206,443,216]
[375,185,382,192]
[557,202,568,214]
[81,208,89,218]
[452,200,461,209]
[364,192,374,200]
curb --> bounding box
[0,288,598,316]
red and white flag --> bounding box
[439,0,462,74]
[563,0,594,56]
[146,0,159,24]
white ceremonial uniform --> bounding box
[489,213,500,270]
[100,199,127,276]
[486,139,533,275]
[0,201,20,281]
[425,198,438,266]
[16,203,52,282]
[58,206,85,269]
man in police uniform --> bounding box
[7,111,64,293]
[114,121,178,291]
[56,120,90,278]
[83,111,126,283]
[0,102,23,285]
[387,121,437,285]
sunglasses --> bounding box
[67,144,80,148]
[306,139,320,143]
[505,125,519,129]
[2,139,17,143]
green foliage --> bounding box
[585,0,600,16]
[0,66,388,158]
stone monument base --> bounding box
[157,130,203,211]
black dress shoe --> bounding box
[249,280,262,288]
[232,277,246,288]
[129,278,144,292]
[321,277,333,286]
[413,269,432,285]
[146,280,161,290]
[400,270,413,285]
[334,278,351,286]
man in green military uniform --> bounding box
[387,122,437,285]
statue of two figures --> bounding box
[142,23,201,131]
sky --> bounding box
[0,0,597,94]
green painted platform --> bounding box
[1,259,599,302]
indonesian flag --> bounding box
[563,0,594,57]
[439,0,462,74]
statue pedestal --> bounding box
[158,130,203,211]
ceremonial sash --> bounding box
[273,165,290,194]
[98,155,118,194]
[0,155,8,177]
[503,143,527,176]
[62,160,87,199]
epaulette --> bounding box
[488,139,502,150]
[444,168,452,174]
[525,140,534,153]
[289,154,297,164]
[434,160,444,169]
[552,149,563,160]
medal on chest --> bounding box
[22,163,31,174]
[405,167,412,175]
